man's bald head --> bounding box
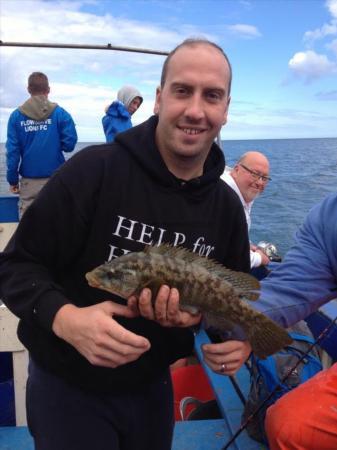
[231,151,270,203]
[238,152,270,171]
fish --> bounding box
[85,245,292,358]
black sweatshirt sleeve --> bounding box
[220,191,251,274]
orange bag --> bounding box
[171,363,215,421]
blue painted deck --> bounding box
[0,421,267,450]
[0,426,33,450]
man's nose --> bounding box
[184,95,205,120]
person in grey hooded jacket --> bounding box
[6,71,77,218]
[102,85,143,142]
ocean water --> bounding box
[1,137,336,257]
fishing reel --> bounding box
[257,241,282,263]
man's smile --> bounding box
[178,126,207,135]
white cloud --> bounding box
[0,2,180,51]
[315,90,337,100]
[288,50,337,82]
[327,0,337,19]
[304,21,337,42]
[328,38,337,55]
[227,24,262,39]
[303,0,337,43]
[292,0,337,84]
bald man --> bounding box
[221,151,271,268]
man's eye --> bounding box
[206,91,221,101]
[175,87,188,95]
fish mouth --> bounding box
[85,271,130,298]
[85,271,100,288]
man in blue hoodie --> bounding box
[215,192,337,449]
[254,192,337,450]
[6,72,78,218]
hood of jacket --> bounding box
[105,101,130,119]
[115,115,225,197]
[117,85,143,108]
[19,95,58,121]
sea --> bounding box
[1,137,337,258]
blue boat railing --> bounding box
[0,195,19,222]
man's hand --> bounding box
[201,340,252,376]
[251,244,270,266]
[9,184,19,194]
[256,249,270,266]
[52,301,151,368]
[128,285,202,328]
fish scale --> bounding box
[86,245,292,358]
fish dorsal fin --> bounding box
[143,245,260,300]
[143,244,219,268]
[218,270,260,300]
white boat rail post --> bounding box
[0,211,27,426]
[0,306,28,426]
[0,222,18,253]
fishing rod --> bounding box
[0,40,169,56]
[221,315,337,450]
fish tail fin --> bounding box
[245,315,292,359]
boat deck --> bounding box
[0,420,265,450]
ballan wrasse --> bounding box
[86,245,292,358]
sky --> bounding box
[0,0,336,142]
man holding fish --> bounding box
[0,38,282,450]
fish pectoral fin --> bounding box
[203,312,235,331]
[180,305,200,315]
[141,278,168,300]
[239,290,260,302]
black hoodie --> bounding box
[0,115,250,393]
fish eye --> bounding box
[105,268,133,281]
[106,271,115,280]
[112,269,127,279]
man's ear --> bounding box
[231,164,240,179]
[153,86,161,115]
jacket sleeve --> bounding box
[58,107,78,153]
[0,171,90,332]
[250,249,262,268]
[253,193,337,327]
[102,115,117,143]
[6,111,21,186]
